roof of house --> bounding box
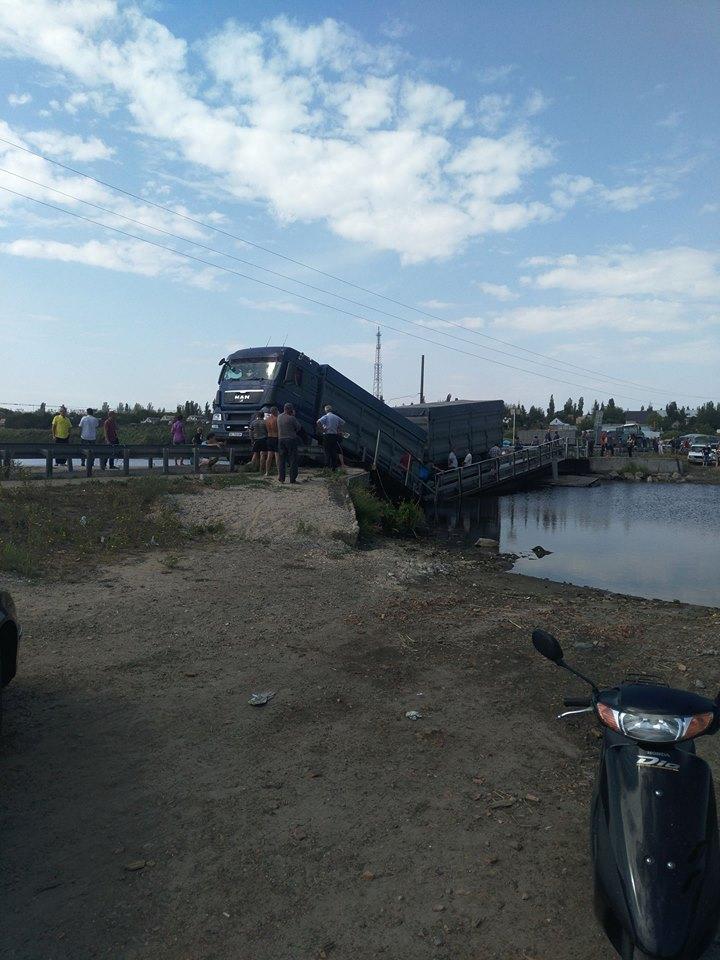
[624,409,651,425]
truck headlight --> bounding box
[212,413,222,423]
[597,703,714,742]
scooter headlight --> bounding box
[597,704,714,742]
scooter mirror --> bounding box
[532,629,564,664]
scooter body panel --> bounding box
[593,735,720,959]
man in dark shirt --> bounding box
[277,403,302,483]
[101,410,120,470]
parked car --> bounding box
[0,590,20,730]
[688,443,718,465]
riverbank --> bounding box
[3,477,720,960]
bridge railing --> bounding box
[433,439,566,500]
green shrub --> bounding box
[349,484,426,539]
[349,485,387,538]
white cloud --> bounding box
[551,158,694,214]
[0,3,556,262]
[0,120,218,243]
[7,91,31,106]
[401,80,466,130]
[24,129,114,161]
[477,93,512,132]
[493,297,695,334]
[331,76,395,130]
[0,236,219,287]
[63,89,115,115]
[476,281,518,301]
[700,203,718,215]
[551,173,658,212]
[478,64,517,85]
[524,89,550,116]
[526,247,720,299]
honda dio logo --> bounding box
[637,756,680,773]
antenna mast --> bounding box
[373,327,384,401]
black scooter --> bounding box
[532,628,720,960]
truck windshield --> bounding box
[221,360,279,382]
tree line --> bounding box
[0,400,211,430]
[507,396,720,435]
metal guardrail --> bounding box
[0,442,240,479]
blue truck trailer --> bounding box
[211,346,503,471]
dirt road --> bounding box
[3,493,720,960]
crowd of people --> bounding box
[246,403,345,482]
[50,406,121,470]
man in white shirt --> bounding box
[79,407,100,467]
[316,404,345,471]
[463,451,472,466]
[448,449,458,469]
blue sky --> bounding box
[0,0,718,412]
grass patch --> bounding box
[0,476,210,578]
[349,484,426,540]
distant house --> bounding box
[548,417,571,428]
[624,410,652,426]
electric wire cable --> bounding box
[0,181,680,404]
[0,134,703,398]
[1,164,643,390]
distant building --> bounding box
[624,410,652,426]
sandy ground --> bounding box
[173,473,359,544]
[3,483,720,960]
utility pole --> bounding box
[373,327,383,401]
[419,354,425,404]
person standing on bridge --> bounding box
[448,448,458,469]
[277,403,302,484]
[51,405,72,466]
[316,404,345,471]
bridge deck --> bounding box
[432,440,568,501]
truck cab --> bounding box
[211,347,320,441]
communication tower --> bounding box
[373,327,383,400]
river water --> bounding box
[428,483,720,608]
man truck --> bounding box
[211,345,503,473]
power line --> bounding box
[0,134,702,399]
[0,182,698,405]
[0,165,674,395]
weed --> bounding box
[349,485,426,540]
[0,477,208,578]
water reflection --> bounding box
[427,484,720,608]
